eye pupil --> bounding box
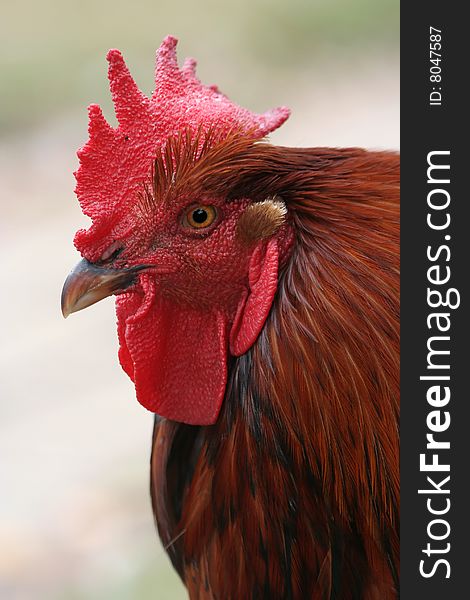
[192,209,208,224]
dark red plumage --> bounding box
[150,142,399,599]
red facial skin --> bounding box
[95,194,293,425]
[77,189,293,425]
[111,197,255,312]
[75,185,293,425]
[71,37,292,424]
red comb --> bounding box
[73,36,290,257]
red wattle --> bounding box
[117,290,228,426]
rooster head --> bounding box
[61,36,293,425]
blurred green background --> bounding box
[0,1,398,599]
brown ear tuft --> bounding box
[236,197,287,245]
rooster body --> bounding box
[151,147,399,599]
[62,38,399,599]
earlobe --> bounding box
[229,238,279,356]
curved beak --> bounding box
[61,258,147,318]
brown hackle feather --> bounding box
[140,127,258,209]
[150,138,399,599]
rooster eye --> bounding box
[183,205,218,229]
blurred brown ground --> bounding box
[0,1,398,598]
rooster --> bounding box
[62,37,399,599]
